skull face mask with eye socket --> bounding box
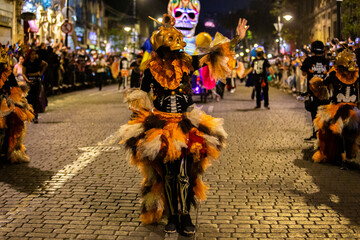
[168,0,200,38]
[150,14,187,52]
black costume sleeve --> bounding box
[300,58,309,72]
[264,59,271,69]
[140,69,152,92]
[325,59,330,72]
[322,71,335,86]
[191,55,201,71]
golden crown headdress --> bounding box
[336,49,357,72]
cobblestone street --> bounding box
[1,84,360,240]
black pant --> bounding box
[97,72,106,91]
[254,77,269,107]
[309,97,323,137]
[163,157,193,216]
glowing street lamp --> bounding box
[283,15,293,22]
[274,14,293,55]
[124,27,131,32]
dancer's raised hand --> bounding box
[236,18,250,41]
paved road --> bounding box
[1,84,360,240]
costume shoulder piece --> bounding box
[147,51,193,90]
[329,66,359,85]
[331,49,359,85]
[199,32,236,80]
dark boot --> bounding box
[165,215,178,233]
[180,214,195,235]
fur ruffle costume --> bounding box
[311,55,360,163]
[119,14,242,226]
[0,66,34,163]
[120,92,227,224]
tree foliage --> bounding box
[270,0,298,43]
[341,0,360,39]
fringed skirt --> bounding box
[119,105,227,224]
[313,103,360,163]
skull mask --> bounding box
[168,0,200,38]
[150,14,186,52]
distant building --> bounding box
[297,0,340,44]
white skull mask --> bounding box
[168,0,200,38]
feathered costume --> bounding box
[119,14,237,227]
[0,66,34,163]
[311,49,360,163]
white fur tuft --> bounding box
[124,89,153,111]
[139,135,162,161]
[187,105,203,127]
[119,123,144,142]
[203,134,220,146]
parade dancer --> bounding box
[301,40,330,141]
[119,14,248,235]
[242,47,273,109]
[0,47,34,163]
[310,49,360,167]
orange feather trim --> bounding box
[206,144,220,160]
[148,51,192,90]
[0,98,13,114]
[0,117,6,128]
[9,87,24,103]
[13,107,28,122]
[199,157,211,172]
[0,67,11,90]
[25,109,34,122]
[193,177,209,201]
[140,209,163,225]
[330,66,359,85]
[151,182,163,196]
[313,150,326,163]
[199,113,219,131]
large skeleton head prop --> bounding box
[168,0,200,38]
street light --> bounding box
[283,15,293,22]
[274,14,293,55]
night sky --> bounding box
[106,0,275,47]
[107,0,252,19]
[200,0,252,13]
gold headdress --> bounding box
[336,49,357,72]
[150,14,186,51]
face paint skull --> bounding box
[168,0,200,38]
